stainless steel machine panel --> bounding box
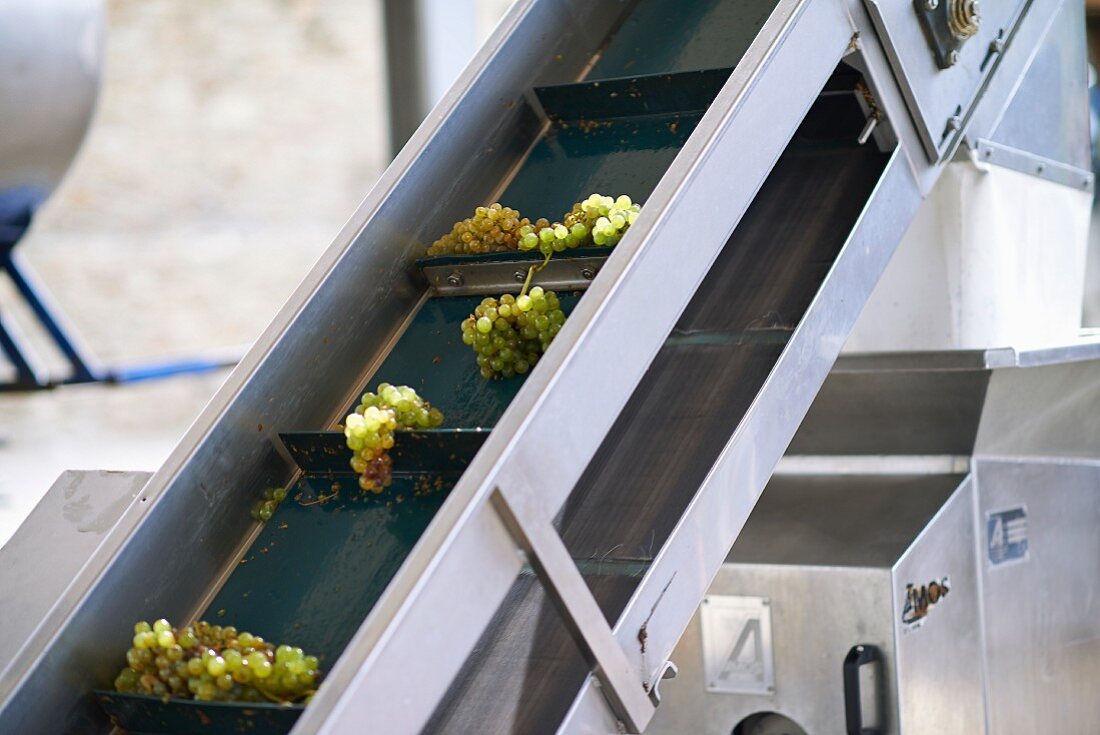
[974,459,1100,734]
[649,565,897,735]
[987,0,1090,172]
[891,477,984,735]
[975,360,1100,460]
[864,0,1031,161]
[648,473,972,735]
[0,470,149,687]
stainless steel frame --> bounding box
[558,0,1064,729]
[864,0,1034,162]
[967,138,1094,192]
[0,470,150,679]
[646,346,1100,734]
[0,0,1071,732]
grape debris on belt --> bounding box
[251,486,287,523]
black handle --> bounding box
[843,644,881,735]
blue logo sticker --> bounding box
[987,506,1028,566]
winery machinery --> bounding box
[1,0,1098,733]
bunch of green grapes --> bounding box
[570,193,640,247]
[113,619,321,704]
[461,287,565,379]
[251,486,287,522]
[345,384,443,492]
[427,203,531,256]
[518,193,640,253]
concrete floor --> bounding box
[0,0,510,546]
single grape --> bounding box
[206,656,227,677]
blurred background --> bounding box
[2,0,1100,548]
[0,0,510,544]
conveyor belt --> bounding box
[0,0,1060,732]
[427,88,889,735]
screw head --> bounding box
[581,267,596,280]
[947,49,960,66]
[513,270,526,283]
[925,0,938,9]
[446,271,463,287]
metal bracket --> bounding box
[647,660,678,706]
[422,254,606,297]
[914,0,982,69]
[966,138,1095,193]
[864,0,1031,162]
[490,485,655,732]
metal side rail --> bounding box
[296,1,873,731]
[557,1,1064,732]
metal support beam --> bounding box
[490,486,655,732]
[383,0,479,157]
[4,250,102,384]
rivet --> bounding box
[446,271,463,287]
[947,50,960,66]
[513,270,526,283]
[581,267,596,280]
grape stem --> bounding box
[519,251,553,299]
[253,681,316,704]
[298,492,339,507]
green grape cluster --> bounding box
[461,287,565,379]
[519,193,641,254]
[425,194,642,258]
[113,619,321,705]
[251,486,287,522]
[344,384,444,492]
[572,193,640,246]
[427,203,531,256]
